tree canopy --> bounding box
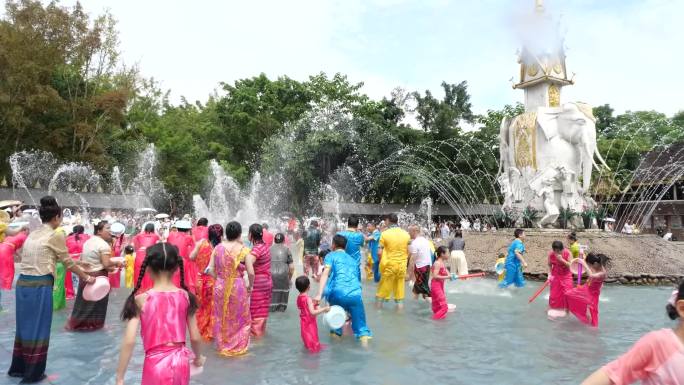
[1,1,682,216]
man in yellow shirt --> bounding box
[375,213,411,310]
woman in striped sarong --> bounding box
[66,221,123,331]
[8,196,93,383]
[246,224,272,337]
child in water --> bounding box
[295,275,330,353]
[499,229,528,288]
[124,245,135,288]
[495,253,506,282]
[430,246,451,320]
[565,252,608,327]
[580,280,684,385]
[116,243,205,385]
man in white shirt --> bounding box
[408,225,433,301]
[622,221,633,235]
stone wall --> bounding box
[454,230,684,286]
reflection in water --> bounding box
[0,279,674,385]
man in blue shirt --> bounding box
[315,235,372,345]
[365,221,381,283]
[337,215,365,281]
[499,228,528,288]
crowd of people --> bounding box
[0,196,682,385]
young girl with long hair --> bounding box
[116,243,204,385]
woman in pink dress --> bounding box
[430,246,451,320]
[0,230,28,290]
[246,223,272,337]
[548,240,573,312]
[580,281,684,385]
[192,218,209,242]
[209,221,251,356]
[116,243,204,385]
[167,227,197,294]
[189,223,222,341]
[295,275,329,353]
[108,233,125,289]
[565,253,608,327]
[133,224,160,293]
[65,225,90,299]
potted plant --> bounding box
[580,207,596,229]
[595,206,609,231]
[558,206,577,229]
[494,208,517,228]
[522,206,540,228]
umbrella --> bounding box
[0,200,22,209]
[155,213,170,219]
[136,208,157,214]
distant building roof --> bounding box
[321,201,500,217]
[632,142,684,185]
[0,188,152,210]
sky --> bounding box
[53,0,684,117]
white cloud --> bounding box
[55,0,684,117]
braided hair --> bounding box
[120,242,198,321]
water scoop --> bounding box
[324,305,346,329]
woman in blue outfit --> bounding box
[498,228,528,288]
[315,235,372,346]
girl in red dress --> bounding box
[430,246,451,320]
[295,275,329,353]
[566,253,609,327]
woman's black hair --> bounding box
[197,217,208,227]
[454,229,462,238]
[436,245,449,257]
[38,196,61,223]
[121,242,198,321]
[666,280,684,320]
[295,275,310,293]
[144,223,155,233]
[552,240,564,252]
[225,221,242,241]
[208,224,224,247]
[94,220,108,236]
[124,245,135,254]
[249,223,264,244]
[568,232,578,242]
[72,225,85,242]
[586,252,610,267]
[274,233,285,244]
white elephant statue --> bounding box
[536,102,610,192]
[499,102,610,195]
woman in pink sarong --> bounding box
[133,224,160,293]
[548,241,573,311]
[65,226,90,299]
[0,230,28,290]
[246,224,272,337]
[209,221,251,356]
[167,228,197,294]
[430,246,451,320]
[566,253,608,328]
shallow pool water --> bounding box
[0,276,676,385]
